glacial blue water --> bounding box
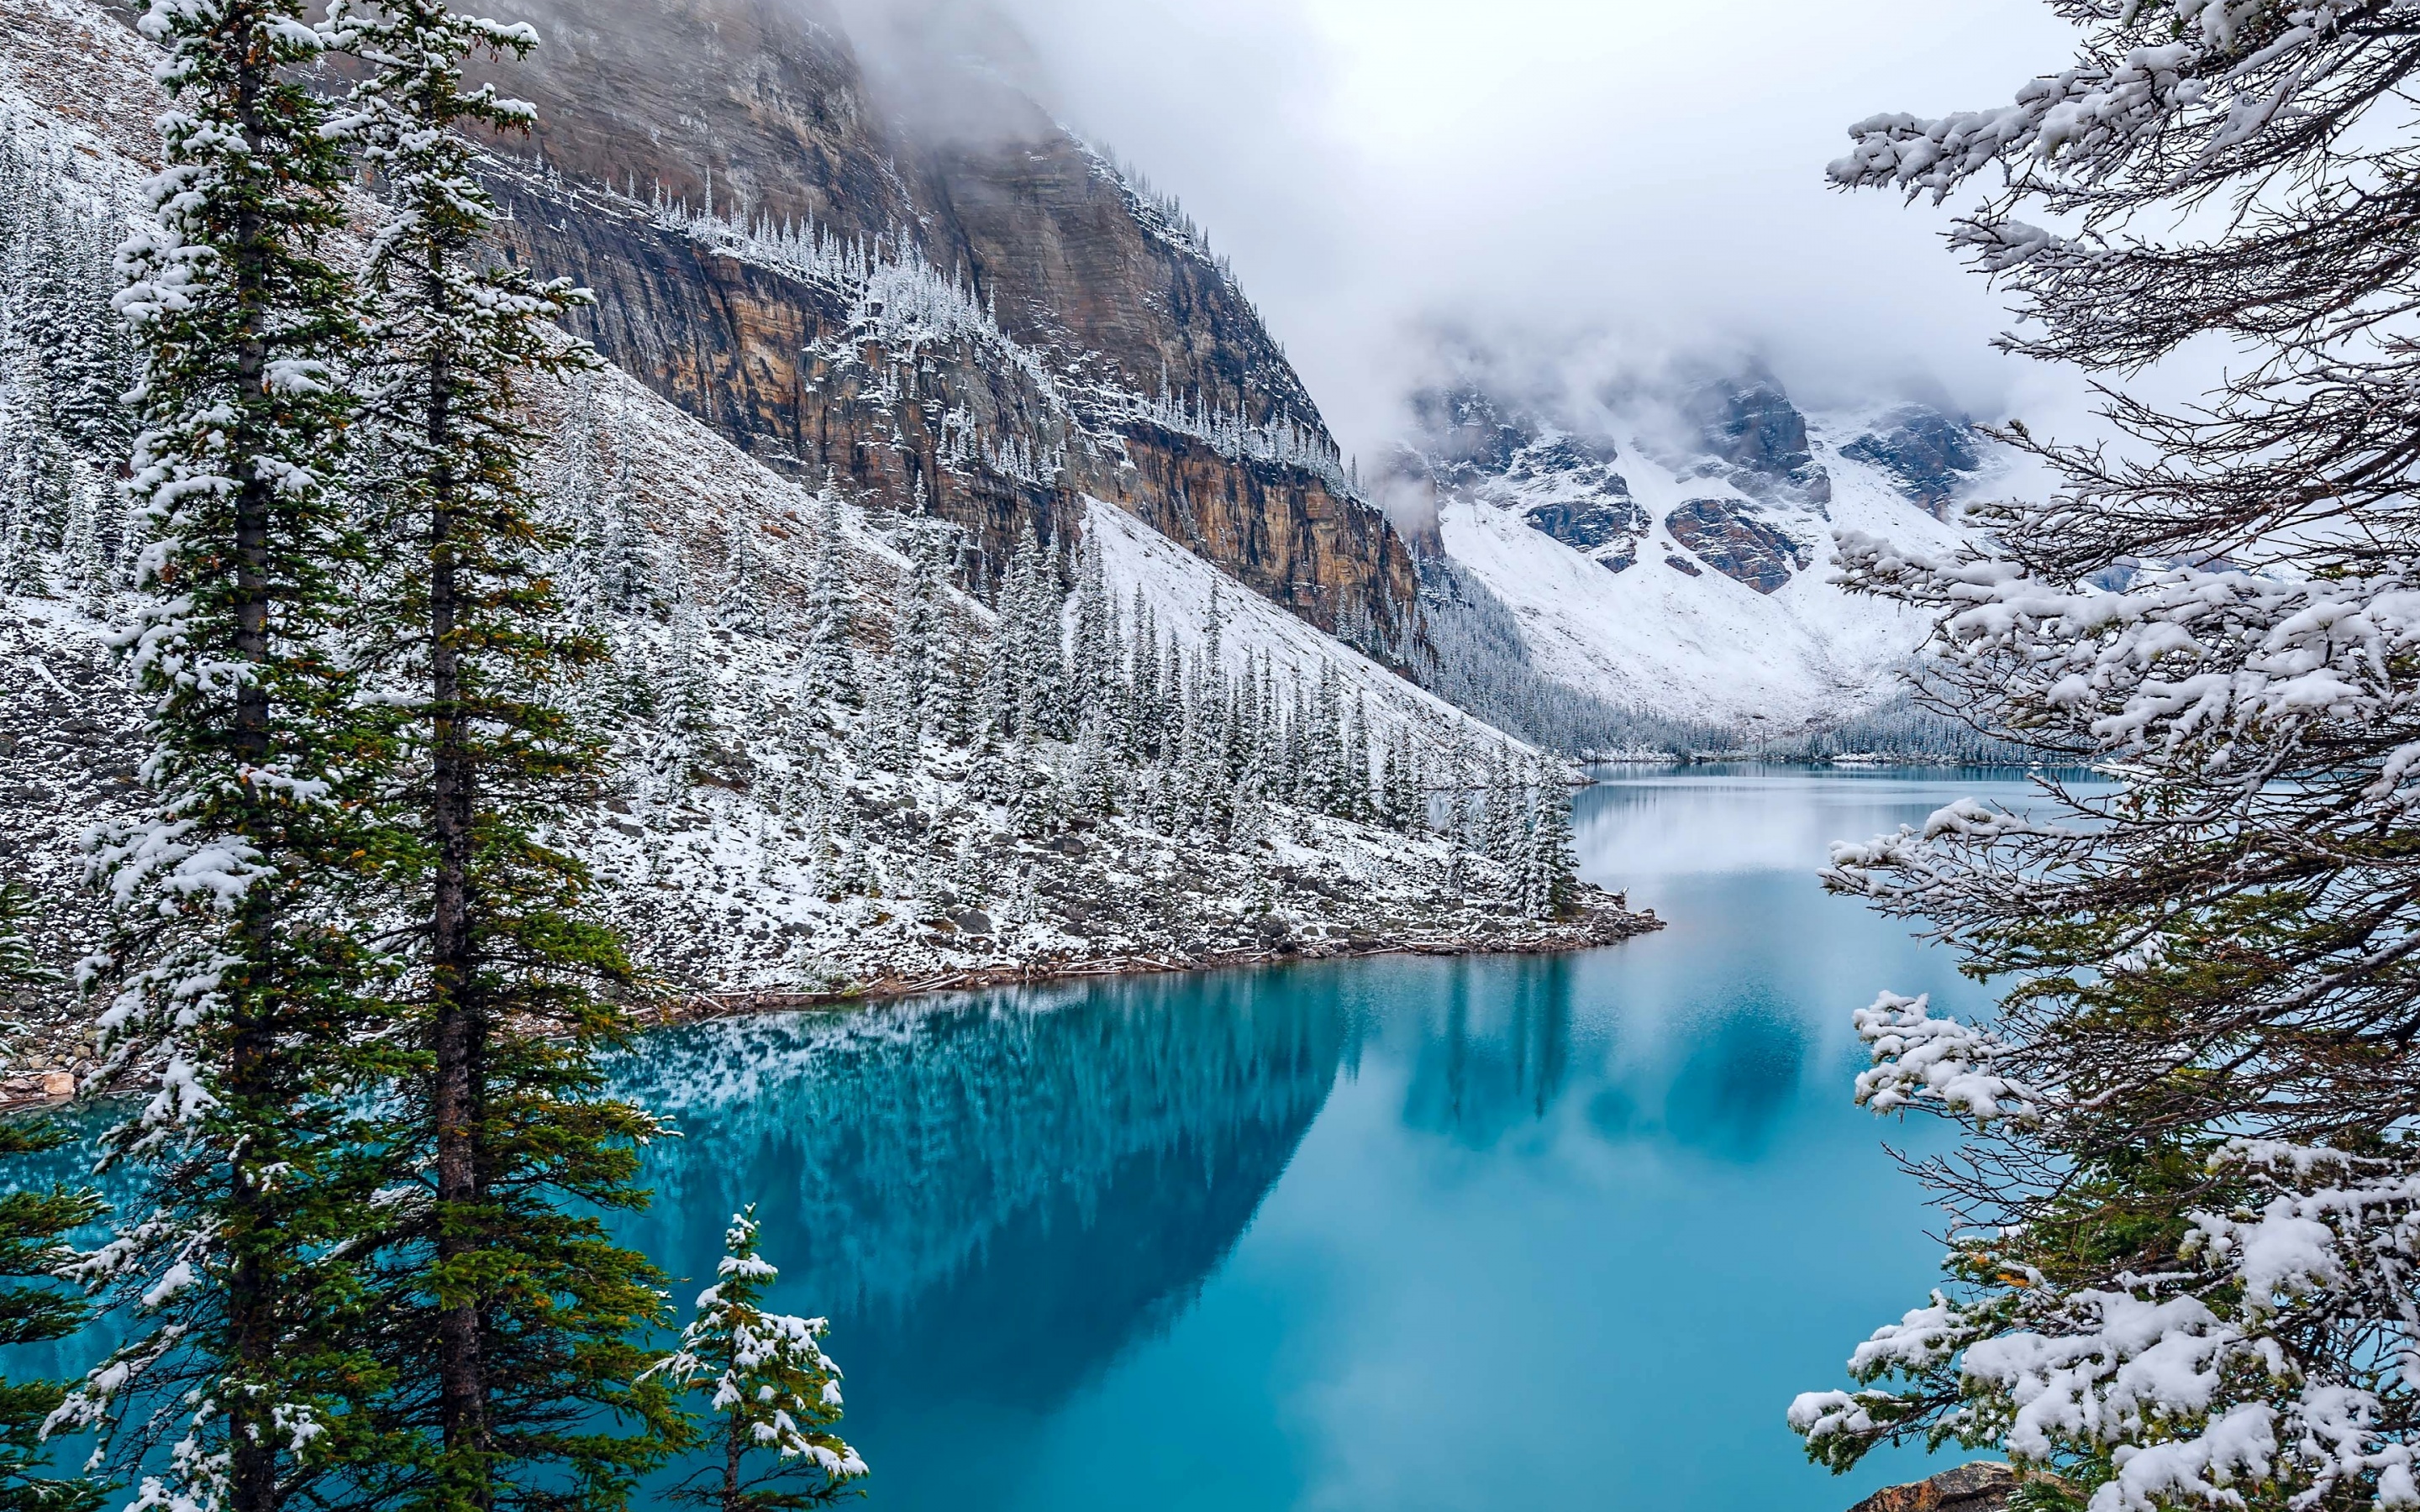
[607,766,2033,1512]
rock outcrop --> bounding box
[462,0,1420,658]
[1841,405,1985,518]
[1397,386,1645,574]
[1847,1462,2031,1512]
[1681,374,1833,511]
[1661,497,1810,595]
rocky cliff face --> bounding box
[1841,405,1986,518]
[1680,375,1834,511]
[464,0,1419,658]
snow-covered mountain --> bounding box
[0,0,1659,1091]
[1395,370,1996,730]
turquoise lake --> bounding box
[605,765,2024,1512]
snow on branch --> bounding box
[1849,991,2043,1122]
[1828,3,2373,207]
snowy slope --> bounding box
[1086,498,1518,753]
[1409,377,1987,729]
[0,3,1646,1091]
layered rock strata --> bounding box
[466,0,1420,657]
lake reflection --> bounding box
[611,766,2035,1512]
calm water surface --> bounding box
[609,766,2035,1512]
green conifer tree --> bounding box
[60,6,405,1509]
[0,884,103,1512]
[801,486,858,708]
[647,1208,865,1512]
[1525,762,1579,919]
[324,3,681,1505]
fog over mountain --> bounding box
[906,0,2090,462]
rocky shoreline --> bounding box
[2,895,1661,1111]
[659,895,1663,1026]
[1848,1462,2080,1512]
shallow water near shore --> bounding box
[610,765,2041,1511]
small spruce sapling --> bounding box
[650,1208,866,1512]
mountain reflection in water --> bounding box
[0,769,2050,1511]
[611,972,1352,1415]
[598,769,2046,1512]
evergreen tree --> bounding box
[0,884,104,1512]
[0,341,72,585]
[1123,591,1158,760]
[886,546,939,762]
[1523,761,1578,919]
[1342,695,1370,821]
[647,1208,865,1512]
[1007,526,1066,738]
[60,5,405,1509]
[659,566,717,772]
[1480,745,1518,863]
[1791,7,2420,1502]
[1070,530,1114,708]
[325,3,681,1504]
[801,485,858,708]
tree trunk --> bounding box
[424,283,489,1498]
[723,1416,744,1512]
[226,16,280,1509]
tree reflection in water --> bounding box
[610,970,1354,1414]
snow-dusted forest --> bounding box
[0,92,1634,1041]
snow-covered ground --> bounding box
[1086,497,1519,753]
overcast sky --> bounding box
[977,0,2089,457]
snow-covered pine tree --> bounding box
[1005,525,1067,738]
[0,884,103,1512]
[0,334,73,589]
[892,543,939,755]
[978,570,1017,743]
[936,625,979,749]
[325,2,681,1501]
[802,484,859,707]
[1481,746,1520,865]
[1789,7,2420,1504]
[830,816,871,899]
[1007,697,1050,837]
[648,1207,865,1511]
[0,133,137,605]
[1071,528,1114,708]
[60,5,403,1509]
[718,516,766,633]
[862,636,918,776]
[1524,760,1578,920]
[1069,709,1118,817]
[1123,590,1159,760]
[1159,621,1184,768]
[1375,735,1406,832]
[1229,772,1268,854]
[57,465,116,613]
[660,563,718,777]
[1343,695,1371,822]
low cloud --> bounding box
[944,0,2102,459]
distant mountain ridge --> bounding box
[1393,364,1995,731]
